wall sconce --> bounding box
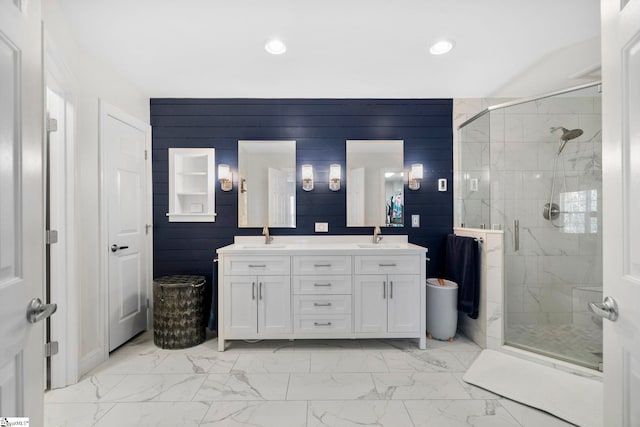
[408,163,423,190]
[301,164,314,191]
[218,164,232,191]
[329,164,341,191]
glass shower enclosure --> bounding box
[456,83,603,370]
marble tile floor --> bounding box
[45,331,575,427]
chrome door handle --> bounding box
[252,282,255,300]
[513,219,520,252]
[589,296,618,321]
[383,281,386,299]
[111,244,129,252]
[259,282,263,300]
[27,298,57,324]
[390,281,393,299]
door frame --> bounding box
[98,99,152,363]
[44,33,79,389]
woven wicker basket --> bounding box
[153,275,206,349]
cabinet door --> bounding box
[387,275,421,333]
[258,275,292,334]
[224,276,257,337]
[354,275,387,333]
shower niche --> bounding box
[456,83,603,370]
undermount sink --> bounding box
[239,244,287,249]
[357,243,403,249]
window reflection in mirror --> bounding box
[346,140,404,227]
[238,140,296,228]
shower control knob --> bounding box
[588,296,619,322]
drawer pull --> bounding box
[379,263,397,267]
[252,282,255,300]
[259,282,263,300]
[314,283,332,287]
[390,281,393,299]
[383,281,386,299]
[248,264,266,268]
[314,264,332,267]
[313,302,332,307]
[314,322,332,327]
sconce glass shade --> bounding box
[409,163,423,190]
[329,163,341,191]
[218,164,232,191]
[301,164,314,191]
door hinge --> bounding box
[145,224,152,235]
[45,341,59,357]
[145,149,148,160]
[146,298,150,309]
[46,117,58,133]
[46,229,58,245]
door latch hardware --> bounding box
[45,341,59,357]
[46,230,58,245]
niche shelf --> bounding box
[167,148,216,222]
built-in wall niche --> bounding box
[167,148,216,222]
[238,140,296,228]
[346,140,404,227]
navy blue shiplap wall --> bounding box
[151,99,453,321]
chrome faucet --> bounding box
[262,226,273,245]
[373,226,383,244]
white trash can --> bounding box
[426,278,458,341]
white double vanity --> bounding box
[217,235,428,351]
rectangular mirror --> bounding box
[346,140,404,227]
[238,140,296,228]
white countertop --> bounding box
[216,235,428,255]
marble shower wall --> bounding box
[454,92,602,330]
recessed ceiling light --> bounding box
[265,39,287,55]
[429,40,455,55]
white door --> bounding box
[258,276,292,334]
[101,101,150,351]
[601,0,640,425]
[224,276,258,337]
[0,0,46,423]
[347,167,365,226]
[387,275,420,333]
[268,168,287,227]
[355,275,387,333]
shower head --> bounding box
[550,127,584,154]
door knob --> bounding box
[588,296,619,321]
[27,298,57,324]
[111,244,129,252]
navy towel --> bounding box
[445,234,480,319]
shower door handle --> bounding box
[513,219,520,252]
[588,296,618,322]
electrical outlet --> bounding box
[315,222,328,232]
[411,215,420,228]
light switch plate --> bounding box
[315,222,329,232]
[411,215,420,228]
[438,178,447,192]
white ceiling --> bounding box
[56,0,601,99]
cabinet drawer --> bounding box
[294,295,351,315]
[354,255,420,275]
[293,275,352,295]
[293,315,352,334]
[223,256,290,275]
[293,256,352,275]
